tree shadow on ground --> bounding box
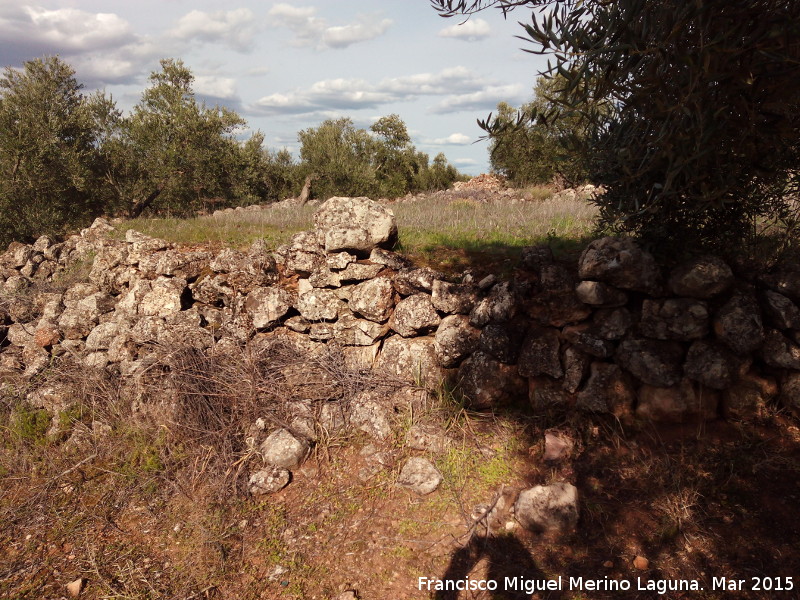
[428,410,800,600]
[396,234,595,278]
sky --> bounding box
[0,0,551,175]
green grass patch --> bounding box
[392,194,596,272]
[9,406,51,446]
[255,503,290,566]
[116,203,316,249]
[109,192,598,273]
[435,428,523,497]
[520,183,558,202]
[56,402,90,434]
[115,427,167,493]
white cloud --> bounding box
[254,91,315,114]
[251,66,509,116]
[24,6,134,51]
[74,55,143,85]
[0,5,136,65]
[268,3,391,50]
[72,36,177,87]
[322,16,392,48]
[272,135,298,145]
[246,66,271,77]
[171,9,259,52]
[429,133,472,145]
[307,78,393,107]
[0,4,263,87]
[269,3,317,22]
[379,66,483,95]
[194,76,238,100]
[432,84,527,114]
[0,4,172,86]
[254,77,392,113]
[438,18,492,42]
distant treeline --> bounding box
[0,56,465,247]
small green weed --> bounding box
[436,434,519,495]
[390,545,415,560]
[397,518,425,537]
[55,402,90,437]
[9,406,51,446]
[47,253,94,292]
[117,427,166,489]
[256,503,289,566]
[521,184,556,202]
[432,379,467,419]
[477,451,515,488]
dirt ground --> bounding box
[3,390,800,600]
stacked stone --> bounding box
[521,238,800,423]
[2,197,800,425]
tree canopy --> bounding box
[0,56,106,247]
[298,115,463,199]
[103,59,246,217]
[488,74,594,187]
[434,0,800,255]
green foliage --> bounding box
[436,439,515,494]
[0,56,108,247]
[489,75,593,186]
[255,503,289,565]
[227,132,302,204]
[57,403,89,433]
[419,152,465,192]
[370,114,416,197]
[0,55,465,243]
[266,148,302,200]
[298,117,380,199]
[9,406,51,446]
[258,144,302,203]
[120,427,166,481]
[103,58,247,217]
[370,113,411,149]
[488,101,547,185]
[434,0,800,256]
[298,115,463,199]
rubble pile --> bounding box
[452,173,506,192]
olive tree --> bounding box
[103,59,246,217]
[0,56,108,246]
[489,74,594,187]
[434,1,800,255]
[298,115,464,199]
[235,132,301,203]
[298,117,379,199]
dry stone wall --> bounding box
[2,195,800,425]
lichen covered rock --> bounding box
[313,196,397,253]
[668,255,734,299]
[390,293,440,337]
[515,482,579,533]
[578,237,661,293]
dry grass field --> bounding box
[115,190,599,273]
